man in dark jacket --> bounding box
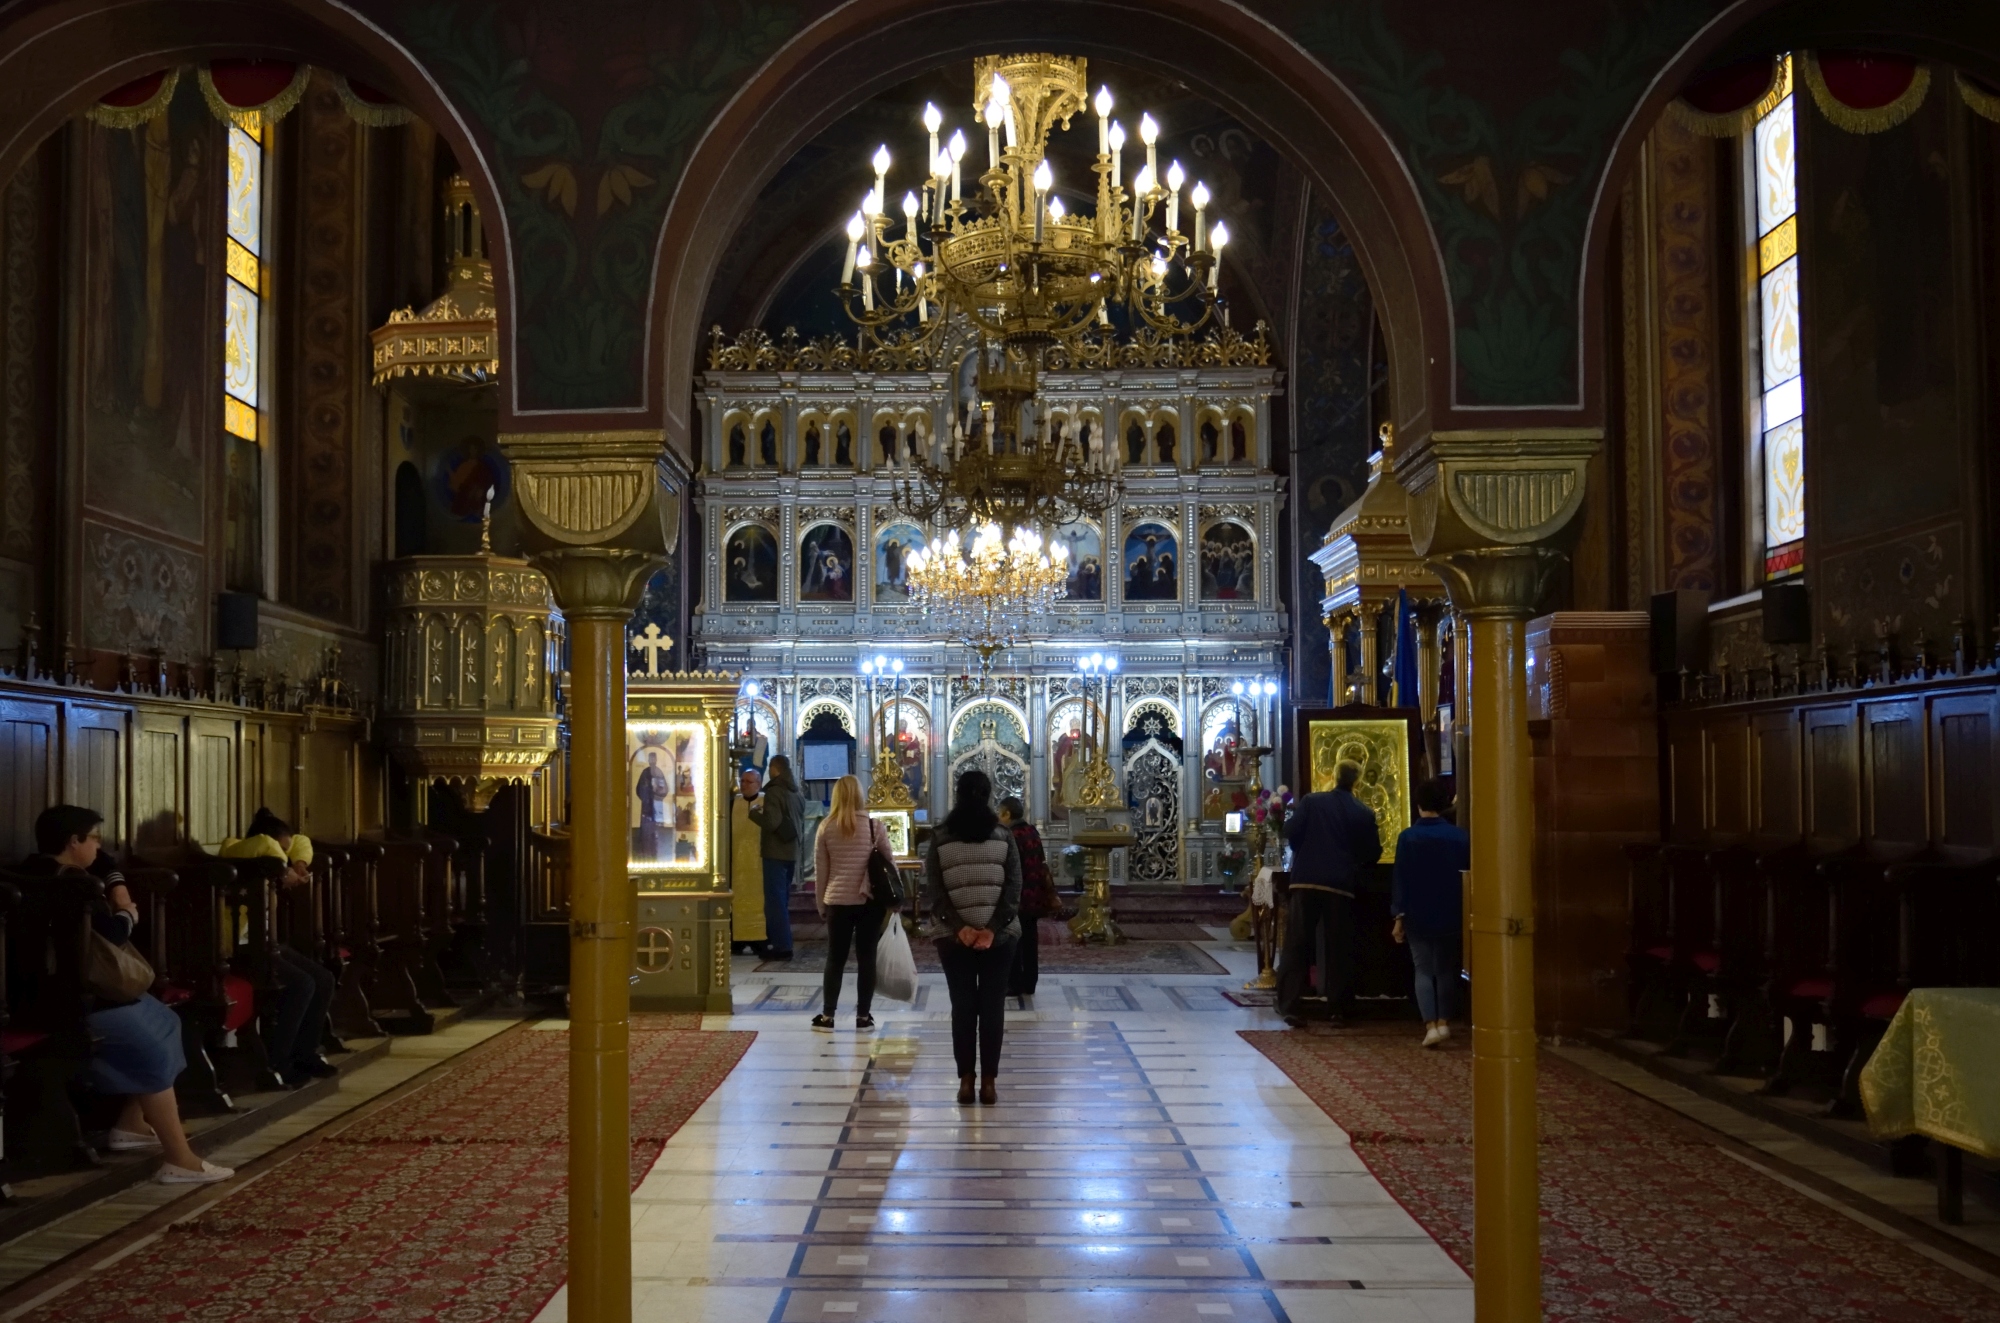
[746,754,806,960]
[1277,760,1382,1024]
[1393,779,1470,1046]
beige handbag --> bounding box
[83,927,155,1002]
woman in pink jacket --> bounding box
[811,775,898,1032]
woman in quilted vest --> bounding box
[923,769,1022,1105]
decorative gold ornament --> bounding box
[904,521,1069,663]
[371,175,499,386]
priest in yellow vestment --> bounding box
[732,766,767,948]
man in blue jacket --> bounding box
[1277,760,1381,1025]
[1392,778,1470,1047]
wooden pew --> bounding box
[0,867,98,1175]
[316,841,385,1040]
[129,848,239,1115]
[367,837,445,1034]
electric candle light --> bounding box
[1139,112,1159,182]
[1094,84,1113,154]
[1191,181,1210,251]
[1130,164,1154,240]
[858,245,874,309]
[985,97,1004,169]
[1166,160,1185,234]
[1032,158,1053,242]
[1209,221,1229,290]
[1108,120,1126,187]
[922,101,942,172]
[913,260,928,321]
[842,211,864,283]
[872,143,891,200]
[948,129,966,201]
[1047,196,1065,223]
[902,190,920,238]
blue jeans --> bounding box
[762,859,796,955]
[1408,931,1461,1022]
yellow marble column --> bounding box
[502,432,676,1323]
[1404,429,1598,1323]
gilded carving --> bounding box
[1451,469,1580,541]
[1304,716,1412,862]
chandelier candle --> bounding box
[1140,112,1159,183]
[1131,165,1153,240]
[1210,223,1228,291]
[1166,160,1185,236]
[1191,181,1210,252]
[1108,120,1125,189]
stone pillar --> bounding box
[1404,429,1598,1323]
[503,431,677,1323]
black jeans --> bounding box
[264,943,336,1072]
[936,935,1017,1078]
[1276,888,1356,1018]
[822,898,888,1016]
[1008,912,1041,995]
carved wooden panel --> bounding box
[190,720,237,847]
[1803,705,1859,847]
[133,717,185,853]
[1933,693,1997,852]
[0,696,57,859]
[1750,709,1800,841]
[1861,701,1924,848]
[1666,720,1705,841]
[1706,715,1750,840]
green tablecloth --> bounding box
[1860,987,2000,1159]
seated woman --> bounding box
[20,805,232,1184]
[219,808,338,1088]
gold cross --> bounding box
[636,926,674,973]
[630,623,673,677]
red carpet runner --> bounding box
[1244,1025,2000,1322]
[23,1016,753,1323]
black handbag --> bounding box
[866,821,904,907]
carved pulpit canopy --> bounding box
[1309,423,1447,621]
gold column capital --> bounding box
[500,429,684,552]
[532,546,666,621]
[1405,429,1601,620]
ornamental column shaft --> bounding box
[1402,428,1599,1323]
[503,431,678,1323]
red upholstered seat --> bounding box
[1644,944,1673,961]
[1860,991,1907,1020]
[158,983,193,1006]
[1786,977,1833,1001]
[1,1029,47,1055]
[222,973,256,1033]
[1690,951,1721,974]
[337,946,352,960]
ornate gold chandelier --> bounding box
[839,53,1232,531]
[904,523,1069,664]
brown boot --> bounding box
[979,1075,997,1105]
[957,1075,975,1104]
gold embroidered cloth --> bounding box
[1860,987,2000,1159]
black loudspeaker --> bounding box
[1650,589,1709,675]
[216,592,260,651]
[1762,580,1811,645]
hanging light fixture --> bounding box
[903,522,1069,670]
[836,54,1229,533]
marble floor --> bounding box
[536,943,1472,1323]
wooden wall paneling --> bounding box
[188,715,240,847]
[1750,708,1802,844]
[1860,699,1927,849]
[131,710,187,853]
[1705,713,1751,841]
[264,724,298,826]
[1667,720,1706,841]
[66,701,128,849]
[1931,690,1998,853]
[300,722,358,841]
[242,724,264,828]
[1802,704,1861,849]
[0,694,60,859]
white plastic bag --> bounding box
[875,912,918,1003]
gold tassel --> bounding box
[1956,69,2000,125]
[1800,51,1930,134]
[1663,54,1789,139]
[197,62,313,134]
[85,67,183,129]
[334,75,416,128]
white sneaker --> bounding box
[1420,1025,1444,1048]
[106,1128,161,1152]
[155,1160,233,1185]
[1434,1024,1453,1046]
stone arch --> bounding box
[648,0,1448,462]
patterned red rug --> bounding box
[1243,1025,2000,1322]
[763,919,1227,974]
[19,1016,753,1323]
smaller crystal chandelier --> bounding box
[905,523,1069,666]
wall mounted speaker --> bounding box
[1649,589,1709,675]
[1762,580,1811,645]
[216,592,260,651]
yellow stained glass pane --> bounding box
[1760,257,1800,391]
[1764,417,1805,546]
[1755,94,1796,237]
[1758,214,1796,275]
[223,278,258,407]
[223,394,258,442]
[225,238,259,290]
[226,125,262,255]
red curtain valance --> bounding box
[88,62,413,130]
[1667,55,1786,137]
[1800,51,1930,132]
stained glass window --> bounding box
[1752,59,1803,578]
[223,120,263,442]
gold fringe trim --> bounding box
[197,62,312,134]
[1800,51,1930,134]
[334,75,415,128]
[1664,54,1788,139]
[86,67,182,129]
[1956,69,2000,125]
